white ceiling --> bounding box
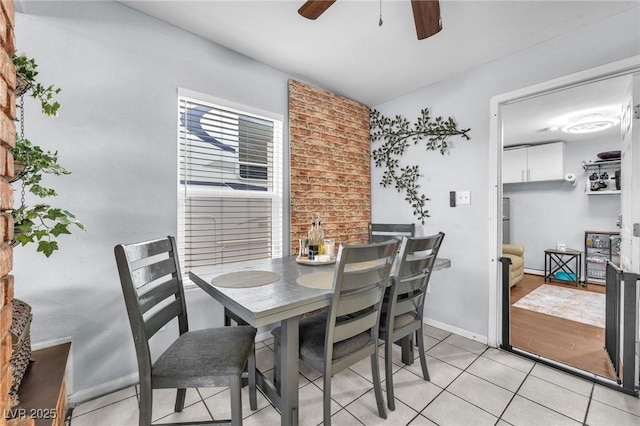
[502,75,632,146]
[118,0,639,106]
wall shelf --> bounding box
[583,158,620,195]
[582,158,621,170]
[586,189,620,195]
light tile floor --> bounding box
[68,325,640,425]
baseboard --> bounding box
[423,318,489,345]
[68,372,139,406]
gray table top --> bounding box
[544,248,582,255]
[189,256,451,328]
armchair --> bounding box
[502,243,525,287]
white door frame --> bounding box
[488,56,640,347]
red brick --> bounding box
[0,12,5,48]
[0,244,11,277]
[0,113,15,149]
[0,182,11,211]
[0,0,14,29]
[0,45,14,91]
[0,304,9,344]
[0,213,11,242]
[0,275,13,306]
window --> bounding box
[177,89,283,271]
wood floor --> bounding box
[510,273,616,380]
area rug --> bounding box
[512,284,605,328]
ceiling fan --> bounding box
[298,0,442,40]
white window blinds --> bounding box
[177,90,283,271]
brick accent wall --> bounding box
[288,80,371,255]
[0,0,14,421]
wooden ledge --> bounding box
[8,342,70,426]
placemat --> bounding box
[347,260,385,271]
[296,271,334,289]
[211,270,281,288]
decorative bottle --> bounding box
[308,213,324,259]
[317,218,325,255]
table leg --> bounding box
[400,335,414,365]
[544,253,549,282]
[280,317,299,426]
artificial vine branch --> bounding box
[370,108,471,224]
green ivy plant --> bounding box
[13,53,61,116]
[12,53,84,257]
[370,108,471,224]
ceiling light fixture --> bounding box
[561,112,620,134]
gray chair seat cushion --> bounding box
[380,296,420,331]
[153,326,256,388]
[272,312,371,367]
[379,310,419,334]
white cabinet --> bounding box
[503,142,565,183]
[503,148,528,183]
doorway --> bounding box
[488,56,640,384]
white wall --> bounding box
[13,0,301,402]
[504,135,621,273]
[372,8,639,339]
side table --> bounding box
[544,249,583,287]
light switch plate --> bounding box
[634,223,640,237]
[456,191,471,205]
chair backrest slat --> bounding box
[399,254,435,279]
[368,223,415,244]
[130,257,178,289]
[123,238,173,262]
[138,277,181,315]
[144,298,183,338]
[335,288,383,317]
[333,310,378,343]
[340,267,389,292]
[396,273,427,295]
[394,296,423,317]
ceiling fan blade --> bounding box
[411,0,442,40]
[298,1,337,20]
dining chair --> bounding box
[368,223,415,243]
[114,236,257,426]
[272,239,398,425]
[379,232,445,410]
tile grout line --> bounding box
[513,362,592,424]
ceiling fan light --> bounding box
[561,119,617,134]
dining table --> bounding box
[189,255,451,426]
